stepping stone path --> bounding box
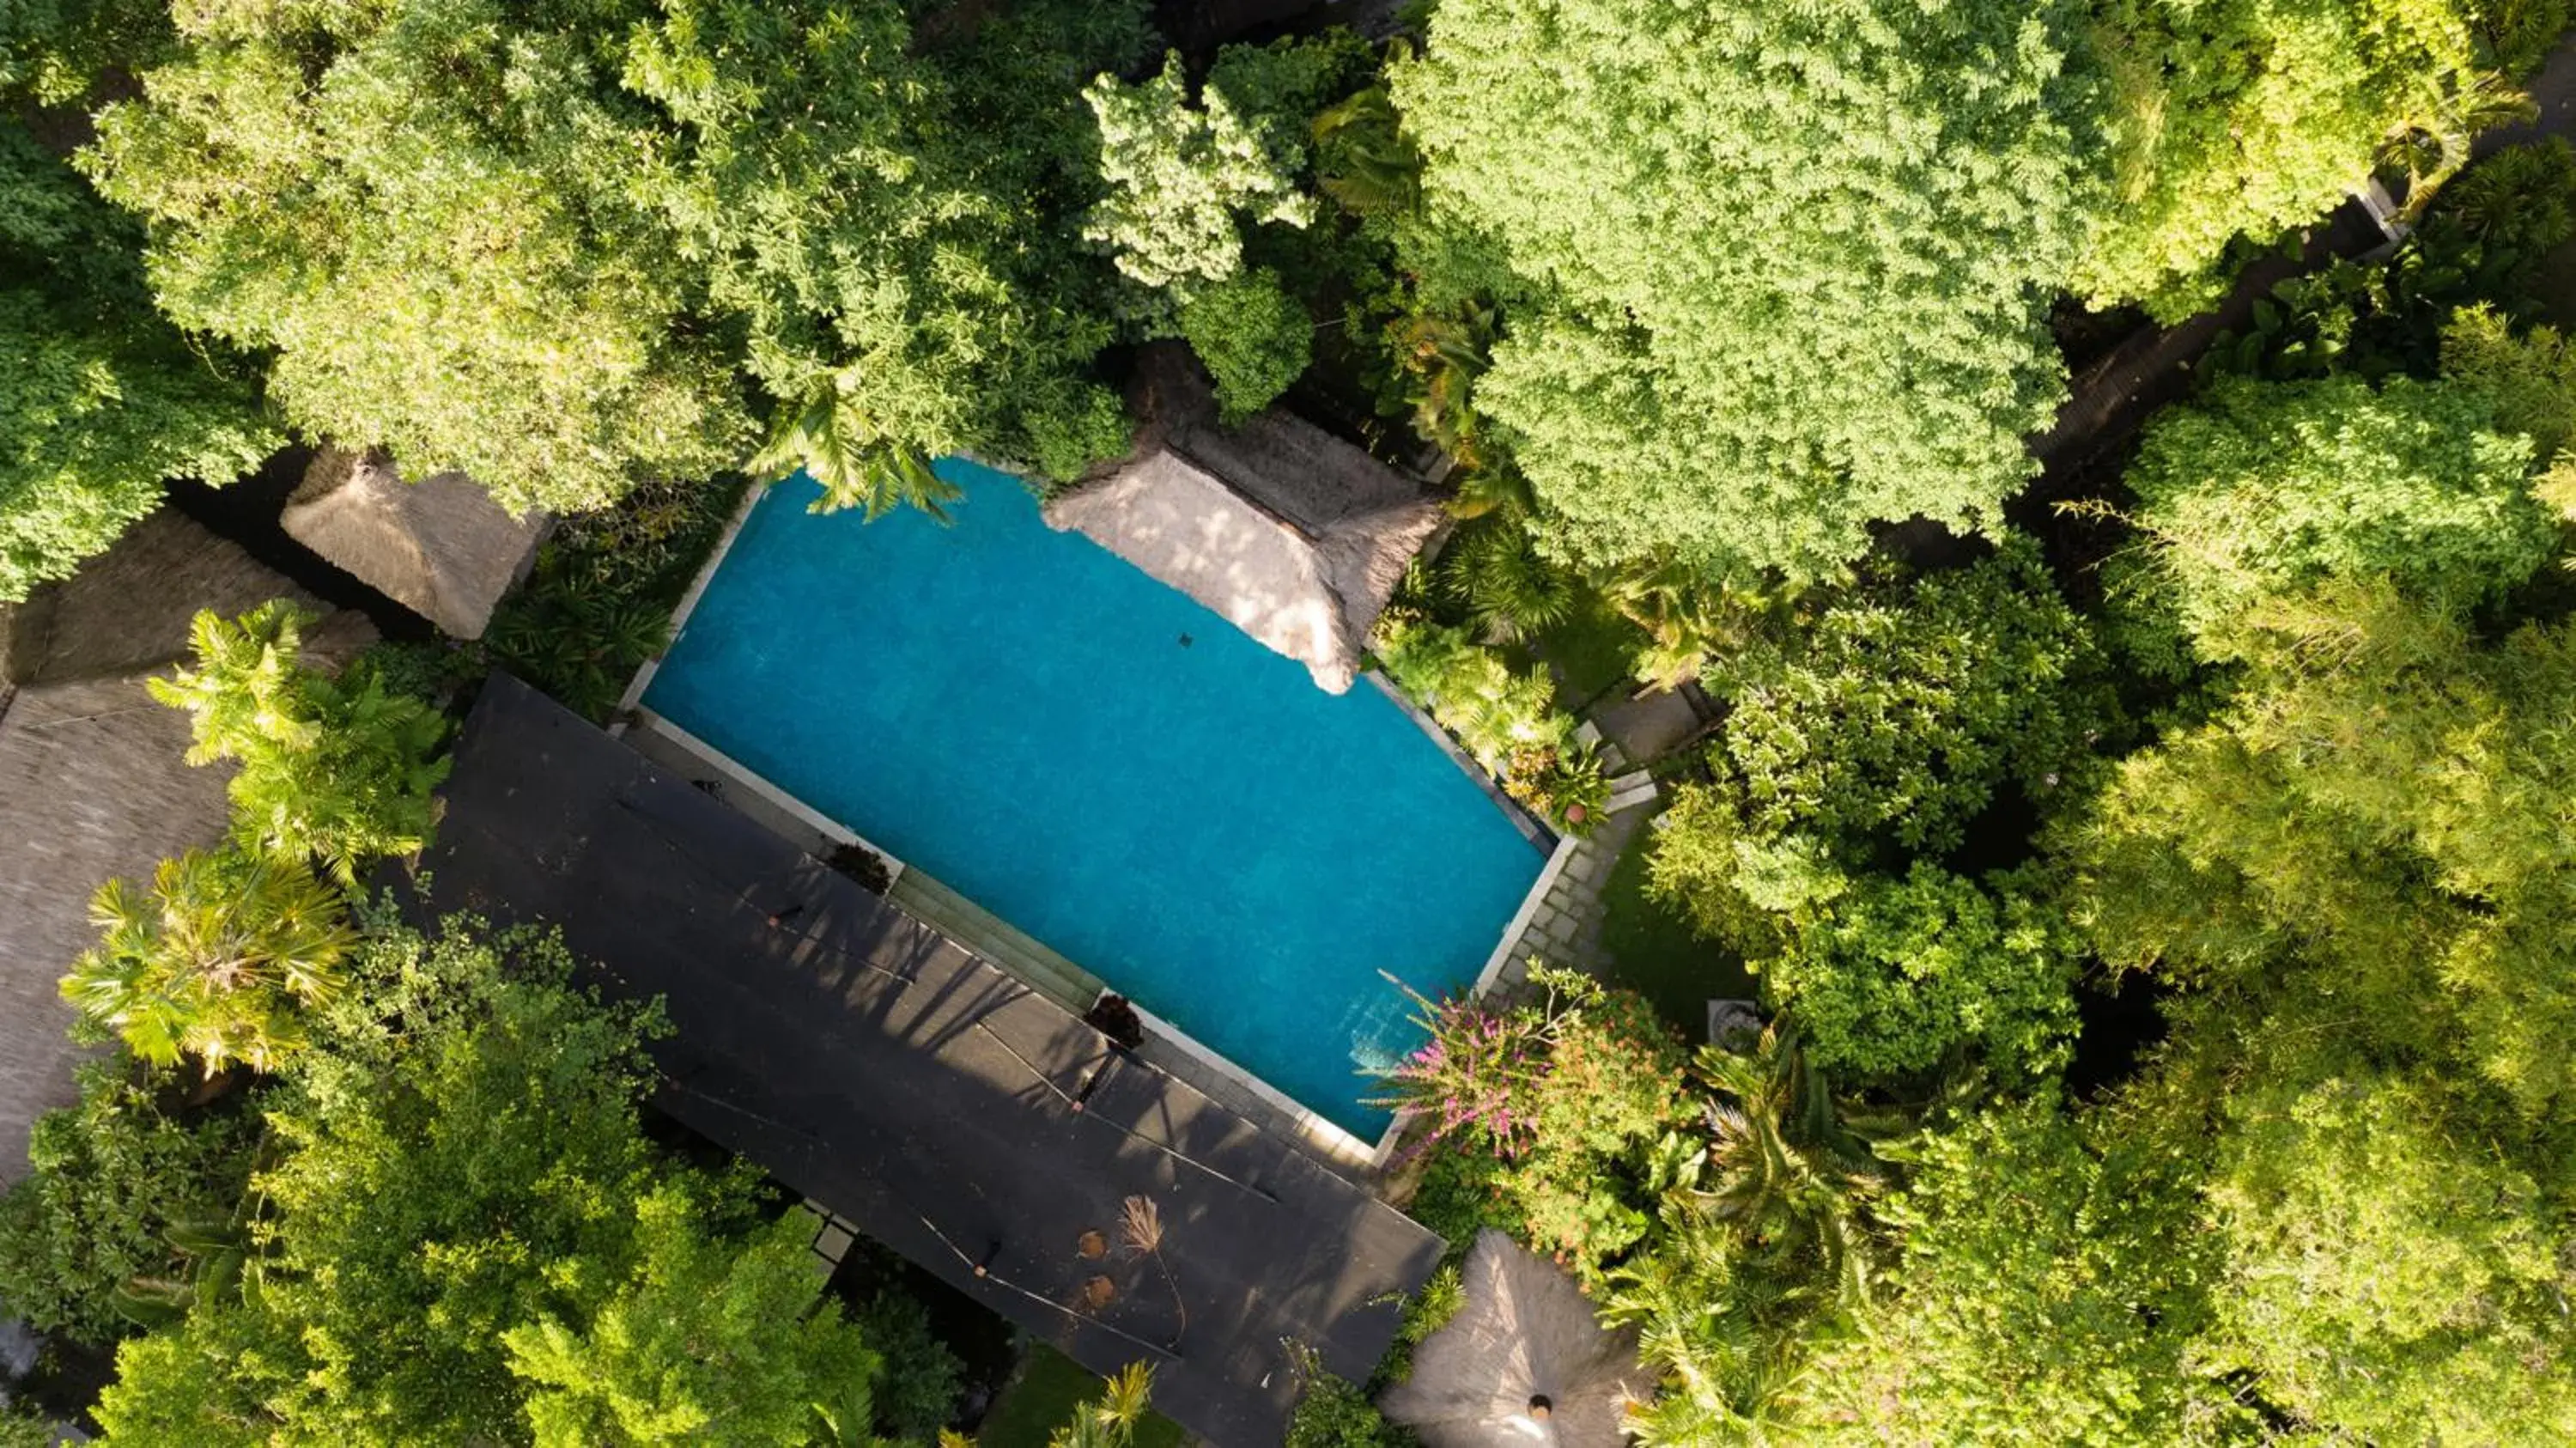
[1489,721,1658,996]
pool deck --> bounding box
[422,675,1444,1446]
[619,704,1556,1179]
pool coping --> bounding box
[609,465,1571,1172]
[613,477,771,724]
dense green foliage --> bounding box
[1760,862,2081,1083]
[1176,268,1311,422]
[0,120,274,602]
[151,603,450,885]
[1373,613,1609,830]
[1393,0,2099,577]
[60,846,355,1074]
[1806,1101,2239,1443]
[2079,0,2525,316]
[91,918,900,1447]
[2121,372,2554,650]
[79,0,1145,514]
[0,1058,259,1342]
[1701,540,2106,859]
[82,0,746,514]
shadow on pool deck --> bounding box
[416,673,1443,1446]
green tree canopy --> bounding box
[1696,538,2108,863]
[1084,52,1315,294]
[91,918,888,1447]
[0,119,275,602]
[2081,0,2518,316]
[0,1056,261,1342]
[82,0,745,514]
[1761,863,2081,1084]
[2071,581,2576,1115]
[2202,1058,2576,1441]
[2120,372,2553,655]
[1391,0,2103,577]
[1806,1102,2245,1445]
[627,0,1133,491]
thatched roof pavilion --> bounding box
[1045,347,1445,693]
[0,510,372,1182]
[1379,1230,1651,1447]
[283,447,545,640]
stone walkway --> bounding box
[1487,721,1664,995]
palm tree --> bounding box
[2385,71,2539,226]
[1681,1025,1893,1310]
[1048,1363,1155,1448]
[752,384,963,522]
[60,847,355,1074]
[1601,1027,1888,1443]
[1602,1218,1816,1446]
[152,603,450,883]
[1602,563,1792,691]
[1443,518,1575,642]
[1312,87,1419,216]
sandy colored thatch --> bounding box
[1379,1231,1651,1447]
[283,447,545,640]
[0,509,374,1183]
[1045,348,1443,693]
[2,508,377,690]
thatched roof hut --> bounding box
[1379,1230,1652,1447]
[282,447,545,640]
[0,510,372,1183]
[1044,347,1445,693]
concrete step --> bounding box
[886,868,1103,1013]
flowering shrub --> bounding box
[1382,966,1690,1275]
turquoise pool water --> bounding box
[643,459,1546,1139]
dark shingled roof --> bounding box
[0,510,374,1183]
[415,675,1443,1445]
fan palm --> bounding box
[1313,87,1419,216]
[752,385,963,522]
[61,847,355,1074]
[1443,518,1575,642]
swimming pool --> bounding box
[641,459,1546,1140]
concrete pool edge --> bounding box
[612,478,769,726]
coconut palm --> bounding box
[1681,1025,1893,1309]
[60,847,355,1074]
